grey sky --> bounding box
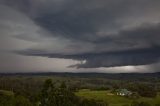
[0,0,160,73]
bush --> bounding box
[131,101,151,106]
[137,84,157,98]
[155,103,160,106]
[39,79,108,106]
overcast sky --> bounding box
[0,0,160,73]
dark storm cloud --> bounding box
[0,0,31,13]
[32,0,154,41]
[29,0,160,42]
[16,45,160,68]
[4,0,160,41]
[15,22,160,68]
[1,0,160,69]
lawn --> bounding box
[0,90,14,96]
[75,89,160,106]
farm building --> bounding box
[116,89,132,96]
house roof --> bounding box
[116,89,132,94]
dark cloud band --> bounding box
[16,46,160,68]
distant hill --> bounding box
[0,72,160,81]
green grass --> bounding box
[0,90,14,96]
[75,89,160,106]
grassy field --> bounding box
[75,89,160,106]
[0,90,14,96]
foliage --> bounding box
[137,84,157,98]
[39,79,108,106]
[0,91,33,106]
[131,101,151,106]
[0,74,160,106]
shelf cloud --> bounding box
[0,0,160,72]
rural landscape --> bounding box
[1,0,160,106]
[0,73,160,106]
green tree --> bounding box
[13,95,33,106]
[131,101,151,106]
[39,79,108,106]
[137,84,157,97]
[39,79,56,106]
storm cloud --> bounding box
[0,0,160,72]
